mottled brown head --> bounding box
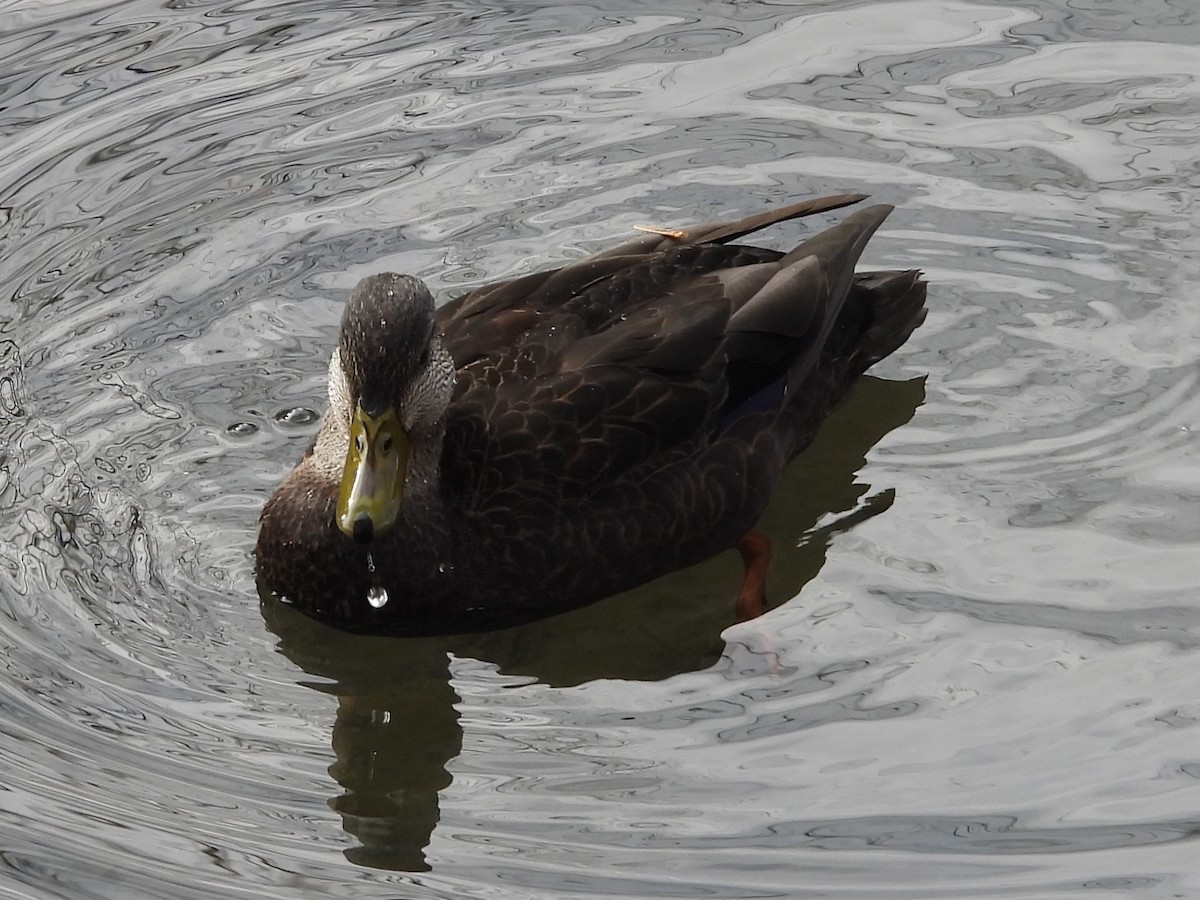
[334,273,456,542]
[339,273,437,415]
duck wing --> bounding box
[434,191,868,368]
[435,195,921,511]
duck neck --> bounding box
[398,423,447,531]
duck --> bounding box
[255,193,927,636]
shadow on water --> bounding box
[259,374,924,871]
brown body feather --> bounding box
[256,195,927,634]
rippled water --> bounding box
[3,0,1199,896]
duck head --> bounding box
[331,273,455,542]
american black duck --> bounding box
[256,193,927,635]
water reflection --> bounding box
[262,374,922,869]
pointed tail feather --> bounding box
[685,193,867,245]
[723,204,899,392]
[591,193,868,260]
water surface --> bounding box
[2,0,1199,897]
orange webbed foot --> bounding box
[733,530,771,623]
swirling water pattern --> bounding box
[1,0,1199,897]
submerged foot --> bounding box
[733,530,772,623]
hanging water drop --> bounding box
[366,585,388,609]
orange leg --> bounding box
[733,530,771,623]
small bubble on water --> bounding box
[274,407,319,427]
[0,376,23,416]
[226,421,258,436]
[367,585,388,609]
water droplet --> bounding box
[366,552,376,574]
[226,421,258,436]
[367,585,388,609]
[437,563,446,574]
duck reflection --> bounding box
[259,375,923,871]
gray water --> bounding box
[2,0,1199,897]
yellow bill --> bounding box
[336,404,409,541]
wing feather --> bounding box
[439,195,919,514]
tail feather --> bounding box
[592,193,868,260]
[685,193,867,245]
[716,205,926,450]
[848,269,928,369]
[723,204,900,394]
